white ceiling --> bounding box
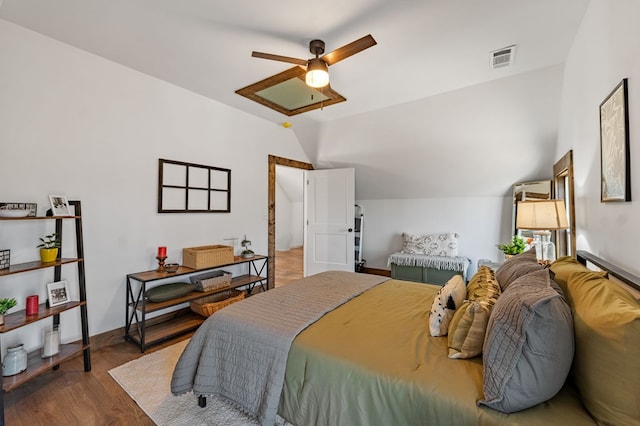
[0,0,589,124]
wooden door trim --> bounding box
[553,150,576,258]
[268,155,313,288]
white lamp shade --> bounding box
[305,58,329,88]
[516,200,569,230]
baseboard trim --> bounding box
[360,267,391,277]
[90,326,125,350]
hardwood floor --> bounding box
[2,249,303,424]
[274,247,303,287]
[2,336,191,425]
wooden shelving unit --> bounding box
[125,255,268,352]
[2,343,88,391]
[0,201,90,425]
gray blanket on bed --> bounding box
[170,270,388,426]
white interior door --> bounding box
[304,168,355,276]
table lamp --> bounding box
[516,200,569,263]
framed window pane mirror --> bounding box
[158,158,231,213]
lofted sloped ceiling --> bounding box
[0,0,590,198]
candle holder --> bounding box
[156,256,167,272]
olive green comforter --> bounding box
[278,279,596,426]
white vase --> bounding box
[3,343,28,376]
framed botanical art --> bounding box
[599,78,631,202]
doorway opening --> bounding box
[267,155,313,288]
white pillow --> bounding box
[402,232,459,257]
[429,275,467,336]
[401,233,427,254]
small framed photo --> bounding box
[49,195,72,216]
[47,280,70,307]
[0,202,37,217]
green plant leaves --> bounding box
[37,233,61,249]
[497,235,526,255]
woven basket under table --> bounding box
[190,289,245,317]
[189,270,232,292]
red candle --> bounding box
[157,246,167,258]
[26,295,39,315]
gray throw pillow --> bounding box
[145,282,195,302]
[479,268,574,413]
[494,249,541,291]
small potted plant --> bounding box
[497,235,527,258]
[37,233,61,263]
[240,235,254,259]
[0,297,17,325]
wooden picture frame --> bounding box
[0,202,37,217]
[47,280,70,307]
[600,78,631,202]
[554,150,576,258]
[49,195,72,216]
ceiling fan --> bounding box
[251,34,377,88]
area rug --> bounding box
[108,339,259,425]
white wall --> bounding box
[314,64,565,277]
[274,186,303,251]
[275,166,304,250]
[290,201,304,248]
[555,0,640,275]
[316,65,565,200]
[275,182,292,251]
[0,19,309,349]
[356,197,512,275]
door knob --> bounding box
[348,228,353,232]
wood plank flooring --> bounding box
[2,248,303,424]
[274,247,303,287]
[2,335,191,425]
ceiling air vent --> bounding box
[490,45,516,69]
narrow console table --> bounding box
[125,255,268,352]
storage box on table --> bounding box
[182,244,234,269]
[189,270,232,292]
[190,290,245,317]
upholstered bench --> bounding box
[388,252,470,285]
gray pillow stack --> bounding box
[494,249,542,291]
[479,267,574,413]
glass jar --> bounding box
[541,233,556,263]
[3,343,28,376]
[42,325,61,358]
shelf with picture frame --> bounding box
[0,200,90,424]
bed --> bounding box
[171,250,640,426]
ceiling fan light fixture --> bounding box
[305,58,329,88]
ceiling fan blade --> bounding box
[251,51,308,66]
[321,34,377,66]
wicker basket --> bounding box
[182,245,234,269]
[190,290,245,317]
[189,270,232,292]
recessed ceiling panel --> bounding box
[236,66,346,116]
[256,78,330,111]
